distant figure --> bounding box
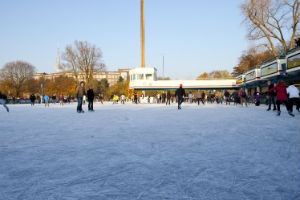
[134,92,138,104]
[175,84,186,110]
[113,94,119,104]
[43,95,50,107]
[75,81,86,113]
[267,80,291,116]
[232,91,239,105]
[0,91,9,112]
[58,94,64,106]
[52,94,57,104]
[156,93,161,104]
[166,90,171,105]
[266,81,276,111]
[201,91,206,104]
[238,88,247,106]
[286,83,300,115]
[161,91,166,103]
[120,94,126,104]
[195,90,201,106]
[99,94,104,104]
[30,93,36,106]
[188,91,193,103]
[254,92,260,106]
[224,90,230,105]
[87,86,95,111]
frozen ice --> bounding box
[0,102,299,200]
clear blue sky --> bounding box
[0,0,249,79]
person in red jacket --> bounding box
[267,80,292,116]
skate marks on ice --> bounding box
[0,103,299,199]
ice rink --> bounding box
[0,102,299,200]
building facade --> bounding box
[34,68,130,86]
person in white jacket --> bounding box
[286,83,300,115]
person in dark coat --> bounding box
[87,86,95,111]
[224,90,230,105]
[175,84,186,109]
[30,94,36,106]
[266,81,276,111]
[166,90,171,105]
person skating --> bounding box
[286,83,300,116]
[267,80,291,116]
[175,84,186,110]
[30,93,36,106]
[266,81,277,111]
[75,81,86,113]
[87,86,95,111]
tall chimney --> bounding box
[140,0,145,68]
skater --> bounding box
[58,94,64,106]
[267,80,291,116]
[224,90,230,105]
[0,91,9,112]
[30,93,36,106]
[254,92,260,106]
[238,88,247,106]
[112,94,119,104]
[120,94,126,104]
[166,90,171,105]
[99,93,104,104]
[87,86,95,111]
[201,91,206,104]
[175,84,186,109]
[75,81,86,113]
[43,95,50,107]
[286,83,300,115]
[266,81,276,111]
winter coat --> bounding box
[87,88,94,101]
[267,82,287,101]
[166,91,171,98]
[75,85,86,98]
[175,87,186,97]
[43,95,50,101]
[224,91,230,97]
[0,91,7,99]
[238,89,247,98]
[286,85,300,98]
[267,83,276,96]
[30,94,36,102]
[196,91,201,98]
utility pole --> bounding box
[141,0,145,68]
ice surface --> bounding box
[0,102,299,200]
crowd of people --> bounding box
[146,81,300,115]
[1,81,299,116]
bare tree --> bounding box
[232,47,274,75]
[0,61,36,97]
[196,70,233,80]
[241,0,300,55]
[62,40,106,84]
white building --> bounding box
[129,67,237,90]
